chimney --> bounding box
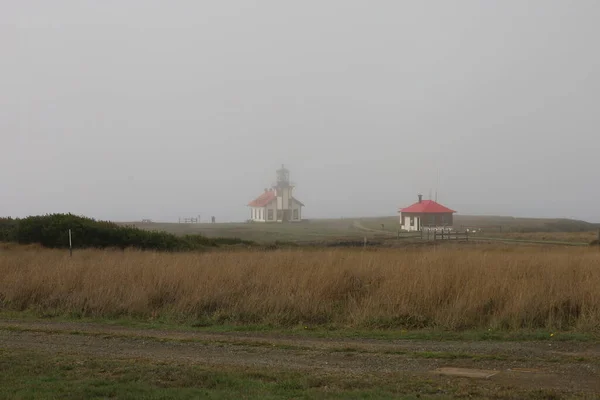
[418,194,423,203]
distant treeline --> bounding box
[0,214,252,251]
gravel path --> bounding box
[1,320,599,394]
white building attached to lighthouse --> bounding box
[247,165,304,223]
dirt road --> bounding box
[1,320,599,396]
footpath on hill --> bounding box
[1,320,599,397]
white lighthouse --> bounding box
[247,165,304,223]
[274,165,293,221]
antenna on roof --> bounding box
[428,189,432,201]
[435,168,440,202]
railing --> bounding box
[432,230,469,241]
[178,217,199,224]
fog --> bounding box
[2,1,599,222]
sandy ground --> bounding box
[1,320,599,395]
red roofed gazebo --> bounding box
[399,194,456,231]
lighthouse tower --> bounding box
[274,164,294,222]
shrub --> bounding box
[0,214,251,251]
[0,218,18,242]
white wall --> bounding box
[266,201,277,222]
[400,214,454,231]
[250,206,267,222]
[401,215,420,231]
[250,193,302,223]
[283,187,292,210]
[291,199,302,221]
[276,187,293,210]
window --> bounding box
[293,209,299,220]
[268,209,274,220]
[410,217,415,227]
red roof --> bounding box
[248,190,305,207]
[399,200,455,214]
[248,190,276,207]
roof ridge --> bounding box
[399,199,456,214]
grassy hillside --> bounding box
[454,215,599,232]
[123,215,599,243]
[122,218,378,243]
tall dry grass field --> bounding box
[1,245,599,331]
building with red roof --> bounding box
[399,194,456,231]
[247,165,304,223]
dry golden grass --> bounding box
[1,245,599,331]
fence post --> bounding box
[466,230,469,242]
[441,230,444,240]
[363,236,367,249]
[68,229,72,257]
[433,231,437,241]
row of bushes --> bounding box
[0,217,19,243]
[0,214,253,251]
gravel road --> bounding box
[1,320,599,395]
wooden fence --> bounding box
[413,229,469,241]
[430,230,468,241]
[395,228,600,247]
[178,217,199,224]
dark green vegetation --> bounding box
[0,214,252,251]
[0,217,18,242]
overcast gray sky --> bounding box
[1,1,599,222]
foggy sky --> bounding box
[2,1,599,222]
